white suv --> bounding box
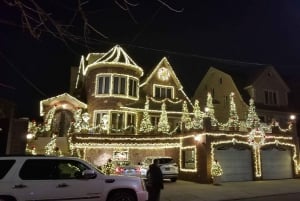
[0,155,148,201]
[140,156,178,182]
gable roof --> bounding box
[140,57,192,106]
[140,57,182,88]
[40,93,87,116]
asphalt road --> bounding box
[233,193,300,201]
[160,179,300,201]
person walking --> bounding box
[147,159,164,201]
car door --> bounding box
[14,158,105,201]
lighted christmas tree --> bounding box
[227,92,239,129]
[192,100,203,129]
[181,101,192,130]
[44,106,56,131]
[158,102,170,133]
[45,134,62,156]
[139,97,154,133]
[73,108,83,132]
[246,99,260,129]
[211,160,223,177]
[205,92,218,126]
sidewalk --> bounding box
[161,179,300,201]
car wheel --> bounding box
[170,178,177,182]
[108,190,136,201]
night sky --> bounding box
[1,0,300,120]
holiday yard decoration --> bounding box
[158,102,170,134]
[139,97,154,133]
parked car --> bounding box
[0,155,148,201]
[113,160,141,177]
[140,156,178,182]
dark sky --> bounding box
[1,0,300,120]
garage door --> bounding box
[261,147,292,180]
[215,147,253,182]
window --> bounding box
[111,112,124,132]
[182,149,195,169]
[95,112,109,130]
[113,76,126,95]
[151,116,159,129]
[154,85,173,99]
[128,78,137,97]
[97,76,110,94]
[264,90,278,105]
[19,159,91,180]
[0,160,15,179]
[127,113,136,126]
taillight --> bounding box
[115,167,124,173]
[135,167,141,173]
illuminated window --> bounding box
[154,86,173,99]
[264,90,278,105]
[113,76,126,95]
[182,149,195,169]
[97,76,110,94]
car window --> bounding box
[19,159,92,180]
[158,158,173,164]
[0,160,15,179]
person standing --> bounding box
[147,159,164,201]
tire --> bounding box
[107,190,136,201]
[170,178,177,182]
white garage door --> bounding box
[215,147,253,182]
[261,147,292,180]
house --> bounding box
[27,45,300,183]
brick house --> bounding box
[28,45,300,183]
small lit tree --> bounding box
[211,160,223,177]
[181,101,192,130]
[158,102,170,134]
[205,92,218,126]
[139,97,154,133]
[227,92,239,129]
[45,134,62,156]
[246,99,260,129]
[192,100,203,129]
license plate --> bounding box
[165,167,170,171]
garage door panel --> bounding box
[261,148,292,180]
[215,147,253,182]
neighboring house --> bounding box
[193,65,293,127]
[27,45,300,183]
[192,67,249,123]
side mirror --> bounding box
[80,170,97,179]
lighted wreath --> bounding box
[248,128,265,146]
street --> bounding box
[234,193,300,201]
[160,179,300,201]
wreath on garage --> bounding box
[248,128,265,146]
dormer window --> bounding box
[264,90,278,105]
[153,84,173,99]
